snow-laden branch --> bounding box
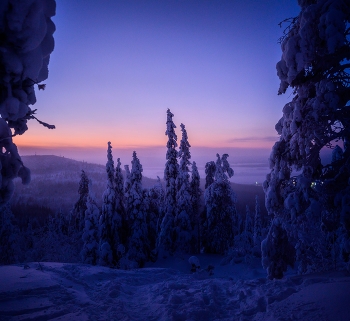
[0,0,56,204]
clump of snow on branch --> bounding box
[264,0,350,278]
[0,0,56,204]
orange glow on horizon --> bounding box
[13,125,277,151]
[14,139,274,151]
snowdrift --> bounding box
[0,255,349,320]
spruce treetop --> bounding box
[165,109,178,153]
[106,142,115,187]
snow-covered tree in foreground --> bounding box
[174,123,193,253]
[0,0,56,204]
[157,109,178,256]
[263,0,350,278]
[204,154,236,254]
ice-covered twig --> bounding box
[27,109,56,129]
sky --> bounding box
[15,0,301,183]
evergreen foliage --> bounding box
[203,154,237,254]
[174,123,193,253]
[2,110,269,267]
[158,109,178,255]
[263,0,350,278]
[100,142,123,265]
[126,151,149,267]
[0,2,55,204]
[205,161,216,189]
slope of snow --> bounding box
[0,256,349,320]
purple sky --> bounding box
[15,0,300,183]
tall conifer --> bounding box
[158,109,179,255]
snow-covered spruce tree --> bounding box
[205,161,216,189]
[157,109,179,256]
[174,123,194,253]
[124,164,132,197]
[0,203,19,264]
[99,142,123,265]
[203,154,237,254]
[72,170,89,231]
[125,151,149,267]
[190,161,202,253]
[263,0,350,278]
[200,160,216,241]
[0,1,56,204]
[81,180,100,265]
[98,143,114,266]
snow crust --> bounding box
[0,257,349,320]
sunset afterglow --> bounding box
[14,0,300,183]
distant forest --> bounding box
[10,155,265,224]
[3,147,267,268]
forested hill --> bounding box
[11,155,266,223]
[11,155,156,214]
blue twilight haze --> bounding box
[15,0,300,183]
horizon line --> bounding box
[16,144,273,151]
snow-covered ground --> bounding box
[0,255,349,321]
